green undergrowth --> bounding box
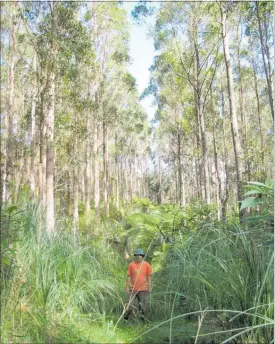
[1,182,274,343]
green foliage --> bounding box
[1,213,127,342]
[2,188,274,343]
[241,181,274,228]
[241,181,274,211]
[131,2,155,24]
[151,223,273,342]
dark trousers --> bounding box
[124,290,148,320]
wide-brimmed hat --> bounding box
[134,248,145,256]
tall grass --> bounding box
[146,222,274,343]
[1,194,273,343]
[1,203,128,343]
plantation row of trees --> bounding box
[141,1,274,219]
[1,1,152,235]
[1,1,274,230]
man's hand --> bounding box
[148,287,152,293]
[125,288,130,294]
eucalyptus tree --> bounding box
[152,3,225,204]
[139,0,273,218]
[255,1,274,121]
[1,1,19,204]
[18,1,91,234]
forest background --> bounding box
[1,1,274,343]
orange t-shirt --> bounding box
[128,261,152,291]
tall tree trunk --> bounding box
[237,25,250,180]
[221,87,229,221]
[115,135,120,209]
[103,120,109,216]
[158,157,162,204]
[249,32,264,167]
[221,7,243,218]
[30,55,37,201]
[213,131,221,221]
[73,163,79,240]
[256,2,274,121]
[193,29,210,204]
[124,157,129,201]
[39,89,47,203]
[211,91,222,220]
[177,131,185,206]
[133,153,137,199]
[85,135,91,214]
[5,1,17,204]
[81,169,85,203]
[129,156,133,203]
[93,120,100,215]
[45,3,57,234]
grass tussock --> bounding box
[1,186,274,343]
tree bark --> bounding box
[30,55,37,201]
[213,131,221,221]
[45,2,57,234]
[256,2,274,121]
[93,120,100,215]
[220,87,229,221]
[177,131,185,206]
[249,32,264,168]
[73,162,79,240]
[236,24,250,180]
[85,134,91,213]
[191,18,211,205]
[158,157,162,204]
[221,7,243,218]
[103,120,109,216]
[124,157,129,201]
[114,135,120,209]
[129,156,133,203]
[5,1,17,204]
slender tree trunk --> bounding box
[213,131,221,221]
[67,170,71,213]
[221,8,243,218]
[85,134,91,213]
[211,91,222,220]
[124,157,129,201]
[45,3,57,234]
[129,156,133,203]
[158,157,162,204]
[221,88,229,221]
[103,120,109,216]
[5,2,17,204]
[14,156,23,203]
[116,160,119,209]
[115,135,119,209]
[30,55,37,201]
[73,162,79,240]
[93,120,100,215]
[177,131,185,206]
[256,2,274,121]
[193,47,210,203]
[39,89,46,203]
[133,153,137,199]
[249,32,264,167]
[81,169,85,203]
[237,26,250,180]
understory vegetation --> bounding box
[1,1,274,343]
[1,181,273,344]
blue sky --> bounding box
[123,2,157,122]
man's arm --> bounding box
[125,275,131,293]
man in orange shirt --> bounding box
[124,248,152,321]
